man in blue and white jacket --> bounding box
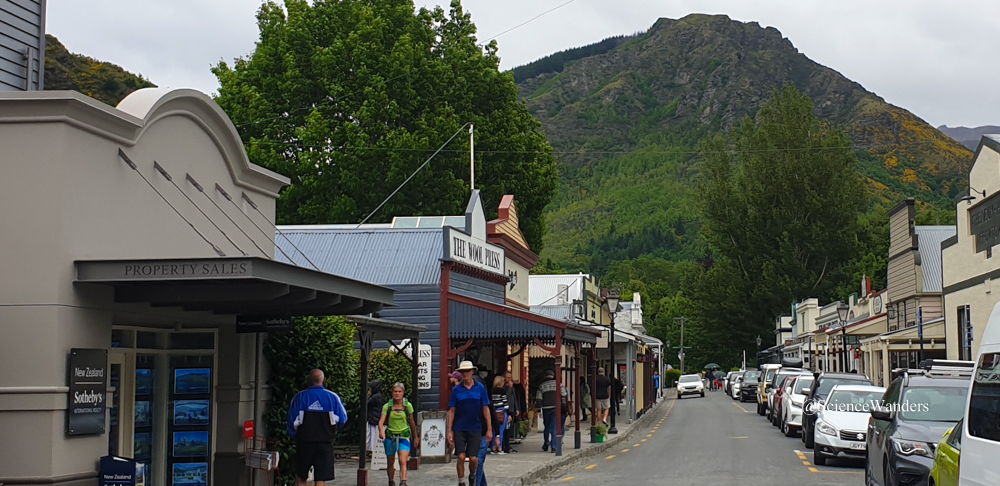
[287,369,349,486]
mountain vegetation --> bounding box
[938,125,1000,151]
[518,14,972,369]
[43,35,155,106]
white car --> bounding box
[732,376,743,400]
[676,374,705,398]
[812,384,886,465]
[961,301,1000,485]
[780,375,814,437]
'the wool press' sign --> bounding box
[443,227,504,276]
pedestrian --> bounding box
[612,375,624,417]
[502,372,519,452]
[653,370,661,398]
[378,382,419,486]
[286,369,348,486]
[447,361,493,486]
[535,369,567,452]
[579,376,591,421]
[594,367,611,425]
[489,376,508,454]
[366,380,385,457]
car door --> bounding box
[869,378,901,478]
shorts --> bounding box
[384,435,411,456]
[453,430,482,458]
[295,442,334,482]
[595,398,611,411]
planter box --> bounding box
[596,435,605,443]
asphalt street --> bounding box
[541,389,865,486]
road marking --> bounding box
[633,443,641,447]
[808,467,819,473]
[730,436,748,439]
[733,402,749,413]
[641,439,647,442]
[605,455,615,460]
[647,434,653,437]
[802,461,812,466]
[562,476,575,482]
[585,464,597,470]
[622,448,630,452]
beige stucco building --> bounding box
[0,89,395,485]
[942,135,1000,362]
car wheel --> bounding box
[700,391,705,397]
[804,428,814,449]
[783,419,795,438]
[757,401,765,416]
[814,450,827,466]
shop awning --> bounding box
[74,257,394,316]
[447,295,601,343]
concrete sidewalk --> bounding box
[332,393,675,486]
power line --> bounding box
[483,0,580,42]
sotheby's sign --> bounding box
[443,227,505,276]
[67,348,108,436]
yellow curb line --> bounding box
[585,464,597,470]
[808,467,819,473]
[621,449,630,452]
[562,476,575,481]
[605,455,615,460]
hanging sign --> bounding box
[67,348,108,436]
[971,192,1000,253]
[443,227,505,276]
[400,340,433,390]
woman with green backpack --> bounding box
[378,382,419,486]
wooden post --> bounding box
[358,329,374,486]
[573,343,581,449]
[553,328,563,456]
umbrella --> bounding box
[703,363,721,370]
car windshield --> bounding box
[899,386,969,422]
[825,390,884,411]
[764,369,777,383]
[679,375,701,383]
[794,378,814,394]
[816,377,871,398]
[744,371,760,381]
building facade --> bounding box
[0,0,45,91]
[943,135,1000,361]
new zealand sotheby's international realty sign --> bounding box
[68,348,108,436]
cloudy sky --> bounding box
[47,0,1000,128]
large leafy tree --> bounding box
[692,85,869,365]
[213,0,557,249]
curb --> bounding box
[518,394,675,485]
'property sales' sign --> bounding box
[67,348,108,436]
[443,227,504,276]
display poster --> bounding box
[67,348,108,436]
[169,363,212,486]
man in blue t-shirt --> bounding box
[448,361,493,486]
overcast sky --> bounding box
[47,0,1000,128]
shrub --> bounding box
[370,349,414,401]
[663,368,683,388]
[596,422,609,436]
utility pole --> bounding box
[469,124,475,189]
[674,317,687,374]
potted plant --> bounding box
[595,422,609,443]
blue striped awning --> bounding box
[449,300,555,339]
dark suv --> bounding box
[802,372,873,448]
[865,361,973,486]
[740,370,761,402]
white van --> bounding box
[960,301,1000,485]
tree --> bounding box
[213,0,558,249]
[697,85,867,318]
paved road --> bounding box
[541,389,865,486]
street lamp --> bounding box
[606,289,620,435]
[837,301,850,373]
[756,335,761,367]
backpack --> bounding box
[383,399,414,437]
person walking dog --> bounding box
[378,382,419,486]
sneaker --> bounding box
[389,481,396,486]
[400,481,407,486]
[497,451,507,455]
[541,445,548,452]
[470,476,477,486]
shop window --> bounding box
[969,352,1000,442]
[137,331,158,349]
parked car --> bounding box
[730,371,747,399]
[781,374,815,437]
[929,418,962,486]
[959,301,1000,486]
[802,372,873,448]
[757,364,782,415]
[676,373,705,398]
[865,360,973,486]
[767,362,806,424]
[725,371,738,396]
[741,371,761,403]
[811,384,885,465]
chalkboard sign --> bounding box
[68,348,108,436]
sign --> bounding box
[244,420,255,439]
[99,456,142,486]
[443,227,505,276]
[970,191,1000,253]
[236,315,292,333]
[67,348,107,436]
[371,437,388,470]
[873,294,884,315]
[401,340,433,390]
[419,413,448,458]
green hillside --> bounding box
[518,14,971,274]
[44,34,155,106]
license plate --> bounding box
[850,442,866,450]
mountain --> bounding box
[44,34,155,106]
[515,14,973,272]
[938,125,1000,151]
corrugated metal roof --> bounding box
[449,301,556,339]
[530,305,573,321]
[528,274,587,306]
[274,227,443,286]
[915,225,956,293]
